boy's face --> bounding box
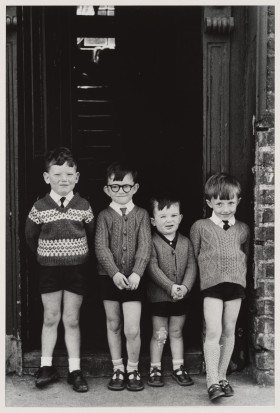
[104,173,139,205]
[151,202,182,239]
[206,194,240,220]
[43,162,79,196]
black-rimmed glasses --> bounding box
[107,184,136,193]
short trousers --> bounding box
[39,264,88,296]
[99,275,145,303]
[201,282,246,301]
[150,299,189,317]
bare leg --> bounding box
[150,316,168,364]
[122,301,142,363]
[41,291,62,357]
[169,315,186,361]
[103,300,122,360]
[62,291,83,358]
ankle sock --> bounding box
[172,359,184,374]
[68,358,80,373]
[127,360,139,379]
[150,362,161,375]
[112,358,125,372]
[40,356,52,367]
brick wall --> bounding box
[250,6,274,385]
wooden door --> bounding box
[20,5,204,354]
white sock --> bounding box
[150,362,161,375]
[127,360,139,379]
[40,356,52,367]
[68,358,80,373]
[172,359,184,373]
[112,358,125,372]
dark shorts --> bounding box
[150,299,189,317]
[39,264,88,296]
[201,282,246,301]
[99,275,145,303]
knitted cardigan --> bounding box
[95,206,152,278]
[147,232,197,303]
[190,218,250,290]
[25,193,94,266]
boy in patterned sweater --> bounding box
[147,193,197,388]
[25,147,94,392]
[190,173,250,401]
[95,161,152,391]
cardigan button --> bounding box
[172,250,176,255]
[123,231,127,235]
[123,246,127,251]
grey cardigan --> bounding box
[147,232,197,303]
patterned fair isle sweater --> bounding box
[25,193,94,266]
[95,206,152,278]
[147,232,197,303]
[190,218,250,290]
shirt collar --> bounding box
[156,229,178,249]
[50,190,74,204]
[110,200,135,215]
[210,211,235,226]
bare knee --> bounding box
[43,310,61,329]
[63,313,80,330]
[124,325,140,342]
[107,318,122,335]
[169,327,182,340]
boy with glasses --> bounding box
[95,161,152,391]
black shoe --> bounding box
[35,366,59,388]
[172,365,194,386]
[208,383,224,401]
[148,367,164,387]
[126,370,144,391]
[67,370,88,392]
[219,380,234,397]
[108,369,126,391]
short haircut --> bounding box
[149,192,181,217]
[45,147,77,172]
[205,172,242,200]
[106,161,138,183]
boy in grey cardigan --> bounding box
[147,193,197,387]
[95,161,152,391]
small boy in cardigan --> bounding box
[146,193,197,388]
[25,147,94,392]
[95,161,152,391]
[190,173,250,401]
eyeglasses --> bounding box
[107,184,136,193]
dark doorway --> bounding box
[22,6,203,355]
[74,6,203,354]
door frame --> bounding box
[6,5,261,373]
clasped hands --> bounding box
[113,272,140,290]
[171,284,188,301]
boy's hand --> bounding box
[179,285,188,298]
[113,272,129,290]
[171,284,182,301]
[127,272,140,290]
